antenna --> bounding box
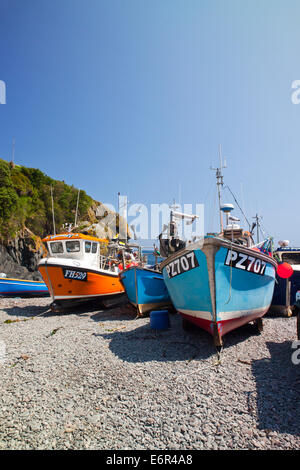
[118,193,128,242]
[50,185,56,235]
[169,198,180,223]
[252,213,262,244]
[74,189,80,227]
[240,182,245,216]
[169,198,180,211]
[210,144,227,232]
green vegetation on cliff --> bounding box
[0,159,96,240]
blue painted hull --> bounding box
[119,266,172,315]
[0,278,49,297]
[161,238,277,343]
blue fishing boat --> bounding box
[119,249,172,315]
[160,160,277,346]
[161,234,277,346]
[270,242,300,316]
[0,275,49,297]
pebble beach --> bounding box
[0,296,299,450]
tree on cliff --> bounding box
[0,160,19,221]
[0,158,95,240]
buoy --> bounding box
[127,262,138,268]
[277,262,294,279]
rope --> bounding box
[225,240,234,305]
[224,185,251,231]
[209,187,217,233]
[215,345,223,366]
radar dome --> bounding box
[278,240,290,247]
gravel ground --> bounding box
[0,295,299,450]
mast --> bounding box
[252,213,261,243]
[169,199,180,237]
[74,189,80,227]
[50,185,56,235]
[118,192,128,242]
[210,144,227,232]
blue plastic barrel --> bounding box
[150,310,170,330]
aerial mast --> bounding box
[118,192,128,242]
[74,189,80,227]
[50,185,56,235]
[252,213,262,244]
[210,144,227,233]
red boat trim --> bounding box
[180,307,268,338]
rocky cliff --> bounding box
[0,230,43,280]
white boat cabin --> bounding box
[42,234,118,271]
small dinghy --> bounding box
[0,273,49,297]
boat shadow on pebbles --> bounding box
[47,295,132,318]
[90,301,139,323]
[93,313,218,363]
[92,308,271,363]
[216,321,266,349]
[0,303,52,319]
[251,341,300,437]
[0,296,132,320]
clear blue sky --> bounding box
[0,0,299,244]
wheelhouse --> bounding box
[46,238,105,258]
[275,248,300,266]
[42,234,110,267]
[42,233,132,273]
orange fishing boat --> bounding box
[38,233,125,310]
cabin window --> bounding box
[92,242,98,254]
[66,241,80,253]
[50,242,64,254]
[282,253,300,265]
[85,241,91,253]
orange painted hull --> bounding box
[38,264,124,303]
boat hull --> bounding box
[0,278,49,297]
[161,238,277,344]
[270,267,300,316]
[38,260,124,305]
[119,266,172,315]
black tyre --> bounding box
[253,317,263,334]
[50,302,63,313]
[182,318,193,332]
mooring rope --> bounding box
[225,240,234,305]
